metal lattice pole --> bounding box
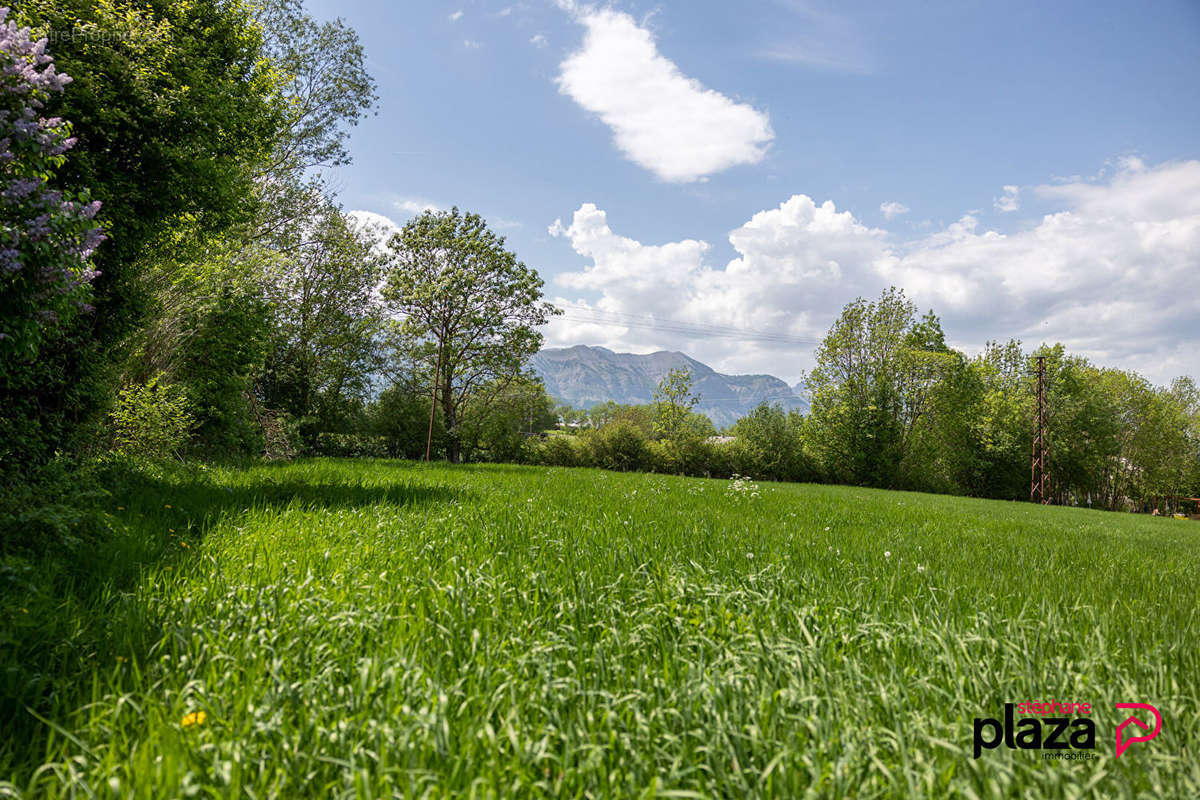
[1030,355,1050,504]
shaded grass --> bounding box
[1,458,1198,798]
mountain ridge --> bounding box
[530,345,810,428]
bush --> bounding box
[0,458,106,557]
[110,374,194,461]
[584,421,653,472]
[533,434,589,468]
[177,288,271,457]
[0,11,103,478]
[368,385,445,459]
[312,432,390,458]
[729,403,820,482]
[653,434,717,477]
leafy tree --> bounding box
[258,198,389,445]
[653,368,699,441]
[254,0,377,176]
[383,208,558,463]
[0,9,103,474]
[460,377,558,462]
[899,352,985,494]
[176,287,271,456]
[807,288,923,487]
[368,384,446,460]
[13,0,282,456]
[969,340,1033,499]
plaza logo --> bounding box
[971,701,1161,759]
[1115,703,1162,759]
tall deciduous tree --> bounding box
[653,368,699,442]
[383,208,558,463]
[258,198,389,442]
[807,288,950,487]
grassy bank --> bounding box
[2,459,1197,798]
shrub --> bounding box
[730,403,820,482]
[368,385,445,459]
[0,458,106,557]
[0,10,103,477]
[533,434,588,468]
[110,374,194,461]
[312,432,390,458]
[584,421,652,472]
[177,287,271,457]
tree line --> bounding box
[524,289,1199,514]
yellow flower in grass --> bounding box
[181,711,207,728]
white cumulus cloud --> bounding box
[393,197,444,216]
[548,160,1200,384]
[880,201,910,220]
[555,8,773,182]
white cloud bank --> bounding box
[548,159,1200,384]
[556,8,773,182]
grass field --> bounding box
[2,459,1198,798]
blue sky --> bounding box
[308,0,1200,384]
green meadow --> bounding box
[2,459,1197,798]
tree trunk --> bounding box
[441,376,460,464]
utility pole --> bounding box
[1030,355,1050,504]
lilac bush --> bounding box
[0,6,103,360]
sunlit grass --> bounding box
[2,458,1197,798]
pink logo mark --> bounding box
[1115,703,1161,759]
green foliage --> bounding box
[176,288,270,456]
[729,403,818,482]
[653,367,699,440]
[311,432,389,459]
[14,0,284,460]
[0,9,103,478]
[532,433,589,467]
[367,384,445,460]
[588,401,655,436]
[806,288,918,487]
[257,192,388,437]
[460,378,558,462]
[383,208,559,462]
[583,419,656,472]
[110,374,194,461]
[0,458,107,558]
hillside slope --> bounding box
[531,345,809,427]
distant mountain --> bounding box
[530,345,810,429]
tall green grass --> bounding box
[2,459,1197,798]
